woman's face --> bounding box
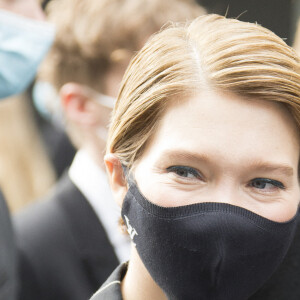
[133,91,300,222]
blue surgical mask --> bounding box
[0,10,55,99]
[32,80,65,129]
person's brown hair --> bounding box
[107,14,300,170]
[39,0,206,93]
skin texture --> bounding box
[134,91,300,221]
[0,0,45,20]
[106,90,300,300]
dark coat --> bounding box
[90,263,126,300]
[14,174,119,300]
[0,190,17,300]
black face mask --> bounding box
[121,181,298,300]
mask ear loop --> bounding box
[81,85,116,109]
[95,93,116,109]
[120,164,135,235]
[121,164,134,186]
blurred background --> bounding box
[199,0,299,46]
[1,1,300,299]
[2,0,300,213]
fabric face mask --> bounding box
[122,181,298,300]
[0,10,55,99]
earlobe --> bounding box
[105,153,128,207]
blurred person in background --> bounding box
[0,190,17,300]
[0,0,55,299]
[0,0,54,98]
[14,0,206,300]
[90,14,300,300]
[0,0,57,213]
[0,93,57,213]
[0,1,57,211]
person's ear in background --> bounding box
[60,82,113,169]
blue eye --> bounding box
[166,166,201,179]
[250,178,285,190]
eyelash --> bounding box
[166,166,286,190]
[249,178,285,190]
[166,165,202,180]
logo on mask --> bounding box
[124,215,138,245]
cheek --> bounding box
[134,163,204,207]
[267,187,300,222]
[269,202,299,223]
[133,160,183,207]
[133,165,167,206]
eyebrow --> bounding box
[159,150,211,165]
[159,150,294,177]
[247,160,294,177]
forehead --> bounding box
[141,91,299,166]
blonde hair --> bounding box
[108,14,300,169]
[39,0,206,93]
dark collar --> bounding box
[90,263,128,300]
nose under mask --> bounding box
[122,180,298,300]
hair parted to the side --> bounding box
[39,0,206,93]
[107,14,300,169]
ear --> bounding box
[105,153,128,207]
[60,82,100,127]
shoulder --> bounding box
[0,191,17,300]
[12,173,91,279]
[90,263,128,300]
[13,173,90,238]
[12,174,102,299]
[13,175,76,243]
